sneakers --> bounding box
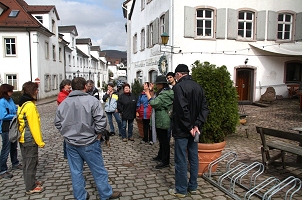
[122,138,127,142]
[109,191,122,199]
[140,140,146,144]
[188,190,197,195]
[128,137,134,141]
[26,185,44,195]
[12,164,23,170]
[0,172,13,179]
[149,141,154,145]
[36,181,43,186]
[168,189,188,198]
[155,163,169,169]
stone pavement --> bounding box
[0,96,302,199]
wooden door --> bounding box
[236,69,252,101]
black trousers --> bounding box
[20,143,38,191]
[142,119,152,142]
[156,128,170,165]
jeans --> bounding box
[106,112,122,135]
[174,137,198,194]
[66,140,112,200]
[156,128,170,165]
[20,143,38,191]
[0,131,20,174]
[121,119,134,139]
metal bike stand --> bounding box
[202,151,302,200]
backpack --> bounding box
[9,102,29,143]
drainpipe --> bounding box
[170,0,174,72]
[27,30,33,81]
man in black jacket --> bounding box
[169,64,209,198]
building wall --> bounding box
[126,0,302,101]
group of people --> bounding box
[0,63,209,199]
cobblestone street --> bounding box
[0,97,302,199]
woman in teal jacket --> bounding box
[145,75,173,169]
[0,84,22,179]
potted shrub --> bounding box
[131,79,144,138]
[191,61,239,175]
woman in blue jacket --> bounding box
[0,84,22,179]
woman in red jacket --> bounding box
[56,79,72,159]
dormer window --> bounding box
[9,10,19,17]
[35,16,43,24]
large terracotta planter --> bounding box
[135,118,144,138]
[198,141,226,176]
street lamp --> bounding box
[161,32,169,45]
[77,70,80,77]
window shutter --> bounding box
[227,8,237,40]
[256,11,266,41]
[216,8,226,39]
[146,25,149,48]
[132,35,135,52]
[153,18,159,45]
[295,12,302,41]
[267,11,277,41]
[184,6,195,38]
[165,10,169,35]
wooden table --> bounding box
[287,83,300,98]
[291,127,302,163]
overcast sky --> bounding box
[25,0,127,51]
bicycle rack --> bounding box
[202,151,301,200]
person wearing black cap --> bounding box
[145,75,174,169]
[169,64,209,198]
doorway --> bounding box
[236,68,254,103]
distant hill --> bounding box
[101,50,127,59]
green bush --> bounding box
[192,61,239,143]
[11,91,22,104]
[131,79,143,99]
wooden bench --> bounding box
[256,126,302,169]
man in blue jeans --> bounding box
[55,77,121,200]
[169,64,209,198]
[102,83,122,136]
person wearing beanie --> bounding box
[145,75,174,170]
[169,64,209,198]
[102,83,123,136]
[166,72,176,88]
[117,83,137,142]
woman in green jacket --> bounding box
[145,75,173,169]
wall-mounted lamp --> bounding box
[159,32,180,54]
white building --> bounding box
[0,0,67,99]
[123,0,302,102]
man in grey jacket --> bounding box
[54,77,121,200]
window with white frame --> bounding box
[35,16,43,24]
[45,74,51,92]
[141,29,145,50]
[141,0,145,10]
[278,13,293,40]
[133,33,137,53]
[5,38,16,56]
[160,14,166,43]
[68,55,71,66]
[149,23,153,46]
[52,19,56,35]
[52,45,56,61]
[238,11,254,39]
[52,74,58,90]
[59,47,62,62]
[196,9,214,37]
[6,74,17,89]
[45,42,49,59]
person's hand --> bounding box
[136,112,139,117]
[149,83,154,90]
[190,126,200,137]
